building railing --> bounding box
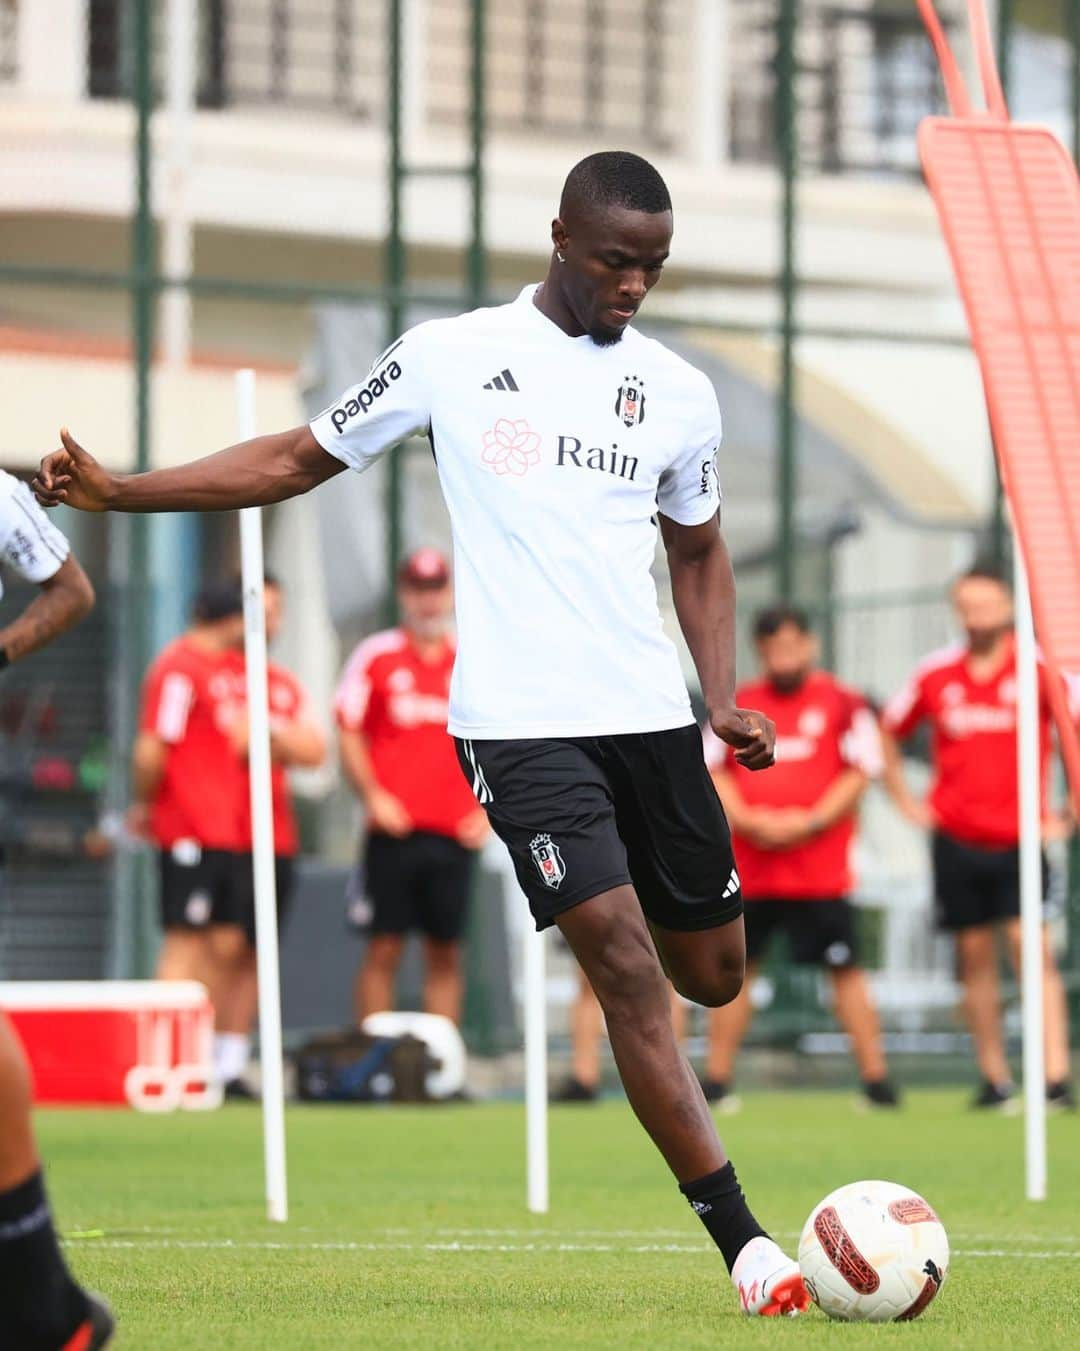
[0,0,16,84]
[730,0,955,176]
[87,0,386,117]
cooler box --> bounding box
[0,980,218,1111]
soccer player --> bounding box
[706,605,898,1110]
[0,471,113,1348]
[882,563,1075,1111]
[214,574,326,1094]
[34,152,809,1315]
[336,548,489,1026]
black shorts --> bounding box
[455,725,742,933]
[158,843,295,946]
[358,831,475,943]
[221,854,297,947]
[932,830,1048,932]
[744,897,859,968]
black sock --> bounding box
[680,1162,768,1273]
[0,1170,89,1349]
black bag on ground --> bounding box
[294,1028,437,1103]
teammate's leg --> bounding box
[567,969,604,1095]
[956,924,1011,1088]
[421,939,463,1022]
[208,922,256,1087]
[0,1013,113,1349]
[416,835,473,1025]
[828,966,887,1082]
[1002,918,1072,1089]
[356,935,407,1021]
[155,928,208,981]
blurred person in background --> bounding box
[212,574,325,1097]
[336,549,489,1027]
[0,471,112,1347]
[882,562,1075,1112]
[131,579,250,993]
[707,605,898,1112]
[132,576,323,1095]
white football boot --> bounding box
[732,1235,810,1317]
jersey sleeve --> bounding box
[0,479,71,583]
[140,659,196,744]
[656,375,723,526]
[335,646,376,734]
[838,691,885,777]
[309,326,432,474]
[881,669,928,740]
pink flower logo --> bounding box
[481,418,541,477]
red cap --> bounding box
[397,547,451,588]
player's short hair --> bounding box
[559,151,672,220]
[193,577,243,623]
[956,559,1011,591]
[753,604,812,640]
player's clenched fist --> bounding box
[33,428,115,513]
[710,706,776,771]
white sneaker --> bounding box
[732,1235,810,1317]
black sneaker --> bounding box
[700,1078,741,1113]
[223,1077,258,1101]
[64,1292,114,1350]
[972,1079,1019,1113]
[552,1076,597,1103]
[861,1078,901,1109]
[1047,1081,1076,1111]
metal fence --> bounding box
[2,0,1080,1052]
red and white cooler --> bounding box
[0,980,218,1111]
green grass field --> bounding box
[42,1091,1078,1348]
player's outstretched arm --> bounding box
[660,512,775,770]
[0,555,94,664]
[33,425,345,514]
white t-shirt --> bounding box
[0,471,70,599]
[310,285,722,739]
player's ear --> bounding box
[551,218,569,256]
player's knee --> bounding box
[671,951,744,1008]
[589,930,667,1019]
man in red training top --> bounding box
[132,579,250,987]
[707,604,897,1110]
[336,549,489,1025]
[882,562,1075,1112]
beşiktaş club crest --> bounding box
[615,375,646,427]
[529,833,566,890]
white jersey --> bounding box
[0,471,70,599]
[311,285,722,739]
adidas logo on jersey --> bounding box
[483,368,519,391]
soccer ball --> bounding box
[798,1180,949,1322]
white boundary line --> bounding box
[61,1236,1080,1260]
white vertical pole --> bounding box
[523,925,549,1214]
[1015,541,1047,1202]
[236,370,289,1223]
[691,0,727,166]
[162,0,196,367]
